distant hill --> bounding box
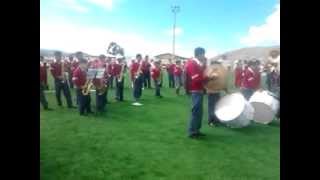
[210,46,280,65]
[40,49,92,57]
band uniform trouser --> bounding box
[133,75,143,101]
[175,75,183,94]
[208,92,221,124]
[76,88,91,115]
[108,75,114,89]
[68,72,74,89]
[240,88,254,100]
[96,90,106,112]
[153,79,161,96]
[116,77,124,101]
[188,92,203,136]
[168,73,175,88]
[54,79,73,107]
[40,83,48,109]
[143,71,151,88]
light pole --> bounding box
[171,5,180,62]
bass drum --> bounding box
[249,90,279,124]
[215,93,254,128]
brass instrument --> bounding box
[82,71,97,96]
[118,62,125,82]
[96,84,107,95]
[61,61,68,83]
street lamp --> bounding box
[171,5,180,62]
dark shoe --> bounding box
[197,132,206,137]
[208,122,216,127]
[188,134,199,139]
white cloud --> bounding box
[174,46,218,59]
[165,27,183,36]
[240,3,280,46]
[63,0,89,13]
[40,18,218,59]
[86,0,113,10]
[40,18,172,57]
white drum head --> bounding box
[251,102,275,124]
[249,90,279,124]
[215,93,246,122]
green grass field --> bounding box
[40,71,279,180]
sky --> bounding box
[40,0,280,58]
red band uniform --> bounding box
[40,62,49,109]
[72,66,92,115]
[151,63,162,97]
[174,63,183,94]
[92,59,107,112]
[113,60,124,101]
[50,61,73,107]
[167,63,176,88]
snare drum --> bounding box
[214,93,254,128]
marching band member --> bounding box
[114,56,125,101]
[66,56,76,89]
[50,51,74,108]
[42,56,49,90]
[103,58,111,104]
[108,58,115,89]
[174,60,183,95]
[166,60,176,88]
[40,56,52,110]
[234,60,243,89]
[92,55,108,113]
[131,54,143,106]
[185,47,207,139]
[240,60,256,100]
[72,58,93,116]
[142,55,152,89]
[253,59,262,91]
[151,60,163,98]
[204,60,228,127]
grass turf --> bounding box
[40,70,279,180]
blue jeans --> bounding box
[188,92,203,135]
[208,93,220,123]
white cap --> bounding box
[116,54,124,59]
